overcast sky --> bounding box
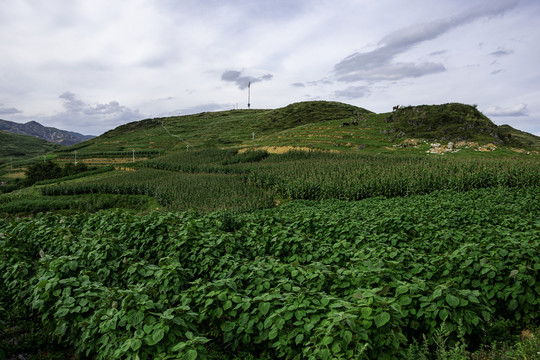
[1,0,539,136]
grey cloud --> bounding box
[221,70,273,89]
[0,105,22,115]
[491,69,504,75]
[49,92,144,135]
[490,49,513,57]
[308,78,333,86]
[484,103,528,117]
[291,78,335,88]
[429,50,447,56]
[59,92,141,117]
[336,61,446,82]
[334,86,371,99]
[334,0,518,82]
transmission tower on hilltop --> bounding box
[247,81,251,109]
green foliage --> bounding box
[40,168,274,213]
[35,165,114,185]
[0,186,538,359]
[247,153,540,200]
[142,148,267,173]
[386,103,508,143]
[0,194,154,215]
[24,160,91,185]
[24,160,62,185]
[0,130,61,161]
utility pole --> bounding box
[74,150,77,165]
[247,81,251,109]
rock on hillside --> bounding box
[0,119,94,145]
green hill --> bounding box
[55,101,371,155]
[0,130,62,163]
[42,101,539,164]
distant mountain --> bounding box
[0,119,94,145]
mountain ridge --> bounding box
[0,119,94,146]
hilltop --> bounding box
[385,103,520,144]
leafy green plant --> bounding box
[0,186,538,359]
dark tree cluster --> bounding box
[24,161,90,185]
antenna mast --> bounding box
[247,81,251,109]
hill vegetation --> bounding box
[0,130,61,162]
[385,103,523,144]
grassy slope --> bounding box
[54,102,539,160]
[498,124,540,148]
[55,101,371,155]
[0,130,62,162]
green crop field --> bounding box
[0,101,539,359]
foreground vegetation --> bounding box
[0,101,539,359]
[1,186,539,359]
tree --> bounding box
[25,160,62,185]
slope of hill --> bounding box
[58,101,371,154]
[498,124,540,148]
[0,119,94,145]
[0,130,62,161]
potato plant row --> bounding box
[1,186,538,359]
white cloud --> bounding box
[484,103,528,117]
